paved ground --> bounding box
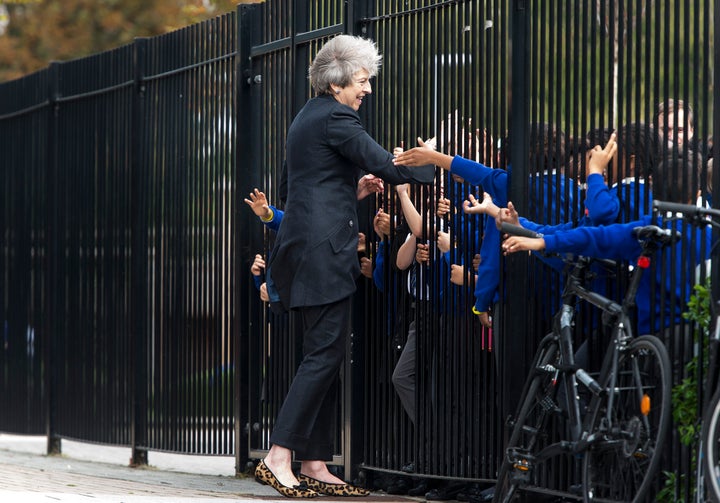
[0,434,417,502]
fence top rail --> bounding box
[0,100,50,121]
[54,80,135,105]
[358,0,469,23]
[249,24,344,59]
[0,49,238,119]
[142,51,237,84]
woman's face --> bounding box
[334,69,372,111]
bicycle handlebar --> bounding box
[653,199,720,221]
[499,222,543,239]
[631,224,680,246]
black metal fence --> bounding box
[1,1,718,501]
[0,12,239,462]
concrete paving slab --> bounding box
[0,434,418,503]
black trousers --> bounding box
[269,296,351,461]
[392,319,417,424]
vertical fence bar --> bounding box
[131,37,149,467]
[236,1,262,474]
[346,0,373,484]
[502,0,531,441]
[46,61,61,456]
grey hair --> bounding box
[309,35,382,94]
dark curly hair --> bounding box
[528,123,566,174]
[615,123,661,179]
[653,148,702,204]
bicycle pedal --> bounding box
[507,448,534,476]
[539,395,560,413]
[509,458,533,484]
[540,396,558,411]
[631,448,649,460]
[512,457,531,471]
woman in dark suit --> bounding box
[254,34,434,498]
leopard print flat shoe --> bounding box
[255,460,319,498]
[297,473,370,497]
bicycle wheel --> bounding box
[581,334,671,503]
[494,335,561,503]
[702,388,720,502]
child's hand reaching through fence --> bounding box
[502,235,546,255]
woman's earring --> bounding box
[335,89,340,94]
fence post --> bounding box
[345,0,374,483]
[130,37,149,467]
[235,2,262,475]
[45,61,61,456]
[499,0,531,455]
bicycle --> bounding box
[650,200,720,503]
[493,222,674,503]
[702,304,720,503]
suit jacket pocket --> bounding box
[328,220,356,254]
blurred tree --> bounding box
[0,0,262,82]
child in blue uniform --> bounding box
[500,150,709,335]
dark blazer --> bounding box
[269,94,435,310]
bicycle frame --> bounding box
[696,301,720,500]
[495,220,676,503]
[532,239,660,463]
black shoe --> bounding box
[407,479,429,497]
[468,486,494,503]
[425,482,466,501]
[457,483,483,502]
[366,473,391,492]
[401,461,416,473]
[386,476,411,495]
[569,483,583,496]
